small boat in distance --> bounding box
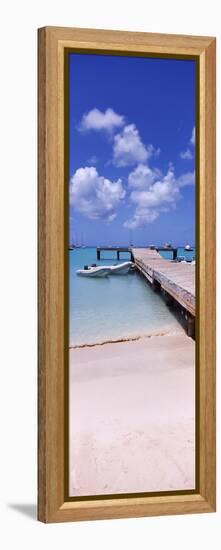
[177,255,195,264]
[77,265,111,277]
[163,242,173,249]
[185,244,194,251]
[177,256,186,263]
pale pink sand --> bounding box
[69,333,195,496]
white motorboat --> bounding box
[184,244,193,251]
[111,261,133,274]
[77,266,111,277]
[77,261,134,277]
[101,261,133,275]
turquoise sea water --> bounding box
[69,247,195,347]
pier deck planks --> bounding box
[132,248,195,316]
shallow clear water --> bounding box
[69,247,195,346]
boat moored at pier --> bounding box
[101,261,133,275]
[77,266,111,277]
[77,261,134,277]
[77,262,134,277]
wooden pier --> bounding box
[97,247,133,261]
[132,248,195,337]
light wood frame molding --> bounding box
[38,26,216,523]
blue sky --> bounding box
[69,53,196,247]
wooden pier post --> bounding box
[164,290,173,306]
[173,248,178,261]
[186,314,195,338]
[152,279,161,292]
[97,249,100,260]
[117,251,120,260]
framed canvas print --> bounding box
[38,27,216,522]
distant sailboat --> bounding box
[81,232,86,248]
[68,238,75,250]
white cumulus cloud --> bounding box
[79,108,125,132]
[190,126,195,146]
[70,166,125,221]
[128,163,162,189]
[124,207,160,229]
[180,148,193,160]
[177,171,195,187]
[180,126,195,159]
[87,155,98,165]
[113,124,158,167]
[130,165,180,209]
[124,165,195,229]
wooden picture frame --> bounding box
[38,26,216,523]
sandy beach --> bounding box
[69,332,195,496]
